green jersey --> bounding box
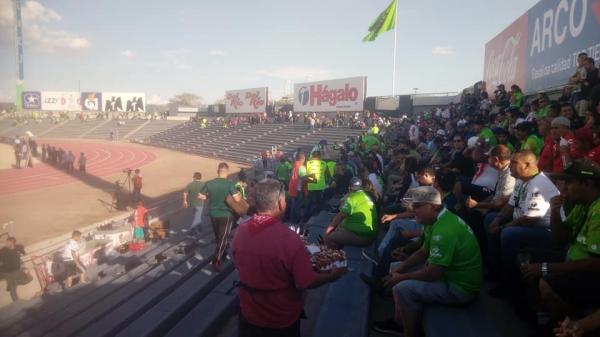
[522,134,543,157]
[479,128,497,147]
[564,198,600,261]
[363,135,380,153]
[423,209,483,294]
[340,190,378,239]
[535,106,550,120]
[185,180,205,208]
[275,161,292,181]
[201,177,238,217]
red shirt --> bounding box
[586,144,600,166]
[538,133,578,173]
[232,215,317,328]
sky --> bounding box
[0,0,540,105]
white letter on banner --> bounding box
[569,0,587,38]
[542,9,554,52]
[531,18,541,56]
[554,0,569,45]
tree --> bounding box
[168,93,202,107]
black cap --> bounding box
[551,159,600,181]
[349,177,362,190]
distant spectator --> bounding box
[0,237,25,301]
[132,169,143,203]
[78,152,87,173]
[183,172,205,236]
[62,231,86,288]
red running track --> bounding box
[0,140,156,196]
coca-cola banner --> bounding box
[484,0,600,94]
[293,76,367,112]
[225,87,268,113]
[484,14,528,93]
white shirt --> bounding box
[508,172,560,226]
[368,173,383,197]
[62,238,80,261]
[472,163,498,191]
[409,125,419,142]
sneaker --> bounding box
[361,249,379,266]
[372,318,404,336]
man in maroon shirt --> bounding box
[232,179,346,337]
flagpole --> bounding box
[392,0,398,96]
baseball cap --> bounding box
[551,159,600,181]
[551,117,571,128]
[410,186,442,206]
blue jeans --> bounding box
[485,212,552,283]
[376,219,422,277]
[393,278,475,314]
[190,204,204,232]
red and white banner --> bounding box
[225,87,268,113]
[41,91,81,111]
[293,76,366,112]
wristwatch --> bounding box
[541,262,549,276]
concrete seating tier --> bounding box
[148,123,365,164]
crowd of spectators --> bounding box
[221,57,600,336]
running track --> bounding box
[0,140,156,196]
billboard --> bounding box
[102,92,146,112]
[293,76,367,112]
[225,87,268,113]
[483,13,528,93]
[81,92,102,111]
[41,91,80,111]
[22,91,41,110]
[484,0,600,94]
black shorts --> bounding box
[64,261,82,277]
[239,314,300,337]
[543,272,600,305]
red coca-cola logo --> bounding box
[485,33,521,87]
[245,91,265,109]
[226,93,243,109]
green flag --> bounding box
[363,0,397,42]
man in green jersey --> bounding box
[198,162,241,272]
[183,172,205,236]
[373,186,482,337]
[520,160,600,325]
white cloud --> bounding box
[121,49,135,58]
[147,48,193,70]
[0,0,91,51]
[257,66,334,81]
[431,46,454,56]
[208,49,226,56]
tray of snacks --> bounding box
[305,244,347,271]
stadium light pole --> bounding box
[392,0,398,96]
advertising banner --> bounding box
[225,87,268,113]
[293,76,367,112]
[81,92,102,111]
[102,92,146,112]
[41,91,80,111]
[525,0,600,92]
[484,0,600,93]
[22,91,41,110]
[483,13,528,93]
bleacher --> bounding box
[0,118,185,140]
[149,122,365,164]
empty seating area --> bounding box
[149,122,365,164]
[0,118,185,140]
